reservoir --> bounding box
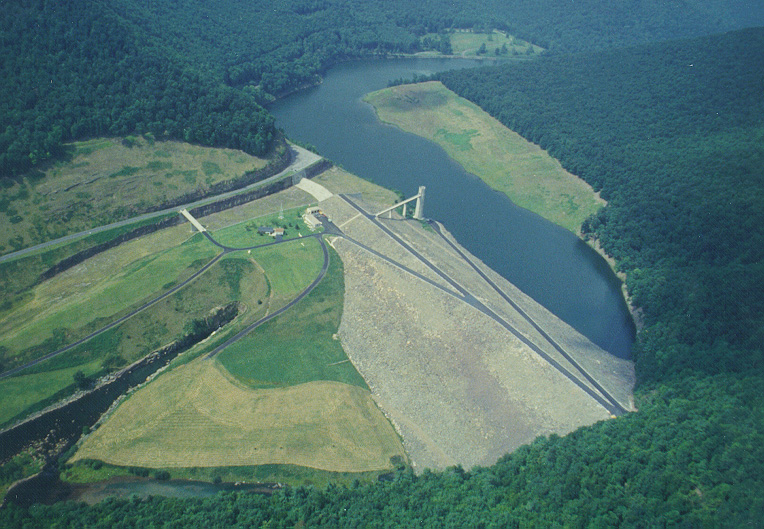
[271,58,635,358]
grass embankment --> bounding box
[364,81,604,233]
[0,136,267,256]
[217,243,367,390]
[68,231,404,480]
[313,166,400,208]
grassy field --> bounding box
[0,231,219,369]
[446,30,542,57]
[2,160,410,484]
[249,237,325,304]
[217,244,367,390]
[0,360,103,427]
[211,205,321,249]
[313,167,399,209]
[364,81,604,233]
[0,251,270,427]
[0,136,267,255]
[71,360,405,473]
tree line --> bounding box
[4,0,759,177]
[0,0,278,177]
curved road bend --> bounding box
[0,145,322,265]
[338,194,626,415]
[204,235,330,359]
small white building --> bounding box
[304,213,322,230]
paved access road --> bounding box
[0,145,322,264]
[0,227,328,380]
[337,194,626,416]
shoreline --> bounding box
[582,236,643,332]
[362,80,640,335]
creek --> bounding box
[270,58,635,358]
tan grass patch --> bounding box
[72,360,404,472]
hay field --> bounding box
[447,30,542,56]
[364,81,604,233]
[0,136,267,255]
[72,360,404,473]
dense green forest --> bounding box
[438,28,764,384]
[3,0,762,176]
[0,0,279,176]
[2,0,764,526]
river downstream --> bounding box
[271,58,635,358]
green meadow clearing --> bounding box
[446,30,542,57]
[0,197,331,427]
[0,233,218,364]
[1,148,408,486]
[217,244,367,390]
[210,205,321,249]
[0,245,274,427]
[67,233,403,479]
[365,81,604,233]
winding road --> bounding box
[3,184,627,417]
[0,145,322,265]
[0,227,329,380]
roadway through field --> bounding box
[0,145,322,264]
[337,194,626,416]
[0,227,329,380]
[203,236,330,359]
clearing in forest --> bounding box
[365,81,604,233]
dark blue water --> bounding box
[271,58,635,358]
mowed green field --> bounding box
[2,152,407,483]
[0,230,219,371]
[217,244,367,390]
[0,136,268,255]
[211,205,320,249]
[0,248,272,427]
[251,237,326,305]
[365,81,605,233]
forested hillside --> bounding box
[439,27,764,384]
[3,0,762,177]
[0,0,277,177]
[2,0,764,526]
